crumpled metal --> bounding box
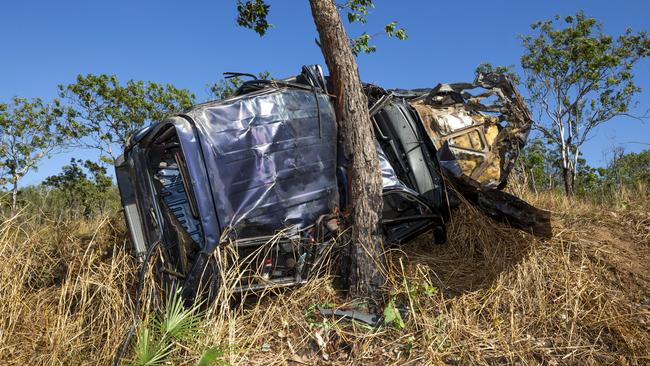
[179,88,339,251]
[412,72,533,188]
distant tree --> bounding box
[0,97,66,211]
[43,158,114,217]
[59,75,195,164]
[574,157,602,196]
[234,0,408,308]
[518,144,650,198]
[206,71,270,100]
[516,138,553,192]
[603,148,650,191]
[475,62,521,85]
[520,11,650,196]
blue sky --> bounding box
[1,0,649,186]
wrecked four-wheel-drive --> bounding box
[115,65,550,301]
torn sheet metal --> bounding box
[318,306,381,326]
[317,305,409,327]
[411,73,533,188]
[376,141,417,195]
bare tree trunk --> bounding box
[562,166,575,197]
[308,0,386,308]
[530,168,538,195]
[11,174,19,212]
[559,140,575,197]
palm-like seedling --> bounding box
[154,287,204,342]
[130,328,173,366]
[128,287,206,365]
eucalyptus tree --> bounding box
[520,11,650,196]
[0,97,66,211]
[59,74,195,164]
[43,158,114,218]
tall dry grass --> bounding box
[0,212,136,365]
[1,189,649,365]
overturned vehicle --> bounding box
[115,65,546,299]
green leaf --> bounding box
[383,300,405,330]
[384,21,396,36]
[422,284,437,297]
[395,28,407,40]
[196,347,229,366]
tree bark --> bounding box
[308,0,386,307]
[559,139,575,197]
[562,166,575,197]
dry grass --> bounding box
[0,213,136,365]
[1,190,649,365]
